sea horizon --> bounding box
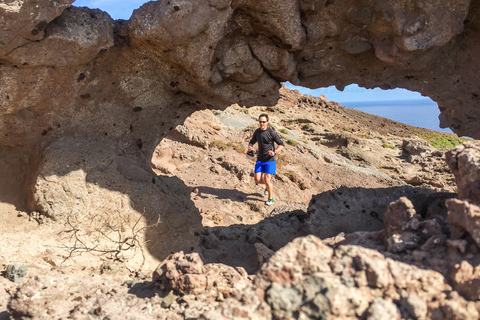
[338,99,454,134]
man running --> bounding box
[247,113,284,206]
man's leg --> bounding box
[254,162,267,184]
[264,173,273,199]
[254,172,265,184]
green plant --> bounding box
[382,143,395,149]
[412,129,470,149]
[342,127,353,132]
[280,128,289,134]
[210,140,229,150]
[210,140,246,153]
[302,123,311,130]
[284,170,299,183]
[287,139,297,146]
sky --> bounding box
[73,0,147,20]
[284,83,430,104]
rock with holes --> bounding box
[306,186,435,239]
[446,142,480,204]
[446,198,480,248]
[152,251,250,300]
[200,235,479,319]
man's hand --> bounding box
[248,145,253,152]
[268,150,275,156]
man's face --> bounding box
[259,116,268,130]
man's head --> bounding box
[259,113,269,131]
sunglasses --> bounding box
[259,121,268,123]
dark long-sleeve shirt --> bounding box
[249,127,284,162]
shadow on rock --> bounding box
[29,137,203,267]
[195,185,264,202]
[199,186,456,275]
[306,185,441,239]
[200,204,309,274]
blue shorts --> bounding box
[255,160,276,175]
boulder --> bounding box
[152,251,250,300]
[383,197,416,236]
[446,141,480,204]
[446,198,480,248]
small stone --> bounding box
[161,290,176,308]
[341,277,356,288]
[254,242,274,267]
[383,197,416,236]
[194,195,200,200]
[447,239,468,253]
[6,264,28,283]
[193,187,199,193]
[366,297,401,320]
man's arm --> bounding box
[273,129,285,154]
[248,131,257,151]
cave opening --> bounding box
[284,82,454,134]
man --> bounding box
[248,114,285,206]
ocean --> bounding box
[339,99,454,134]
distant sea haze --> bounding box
[340,99,454,134]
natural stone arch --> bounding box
[1,0,479,262]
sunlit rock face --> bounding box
[0,0,478,219]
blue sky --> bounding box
[284,82,429,103]
[72,0,431,104]
[73,0,147,20]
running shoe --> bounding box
[265,198,274,206]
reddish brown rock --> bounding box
[451,261,480,301]
[446,142,480,204]
[383,197,416,236]
[153,251,250,300]
[446,198,480,248]
[200,235,478,320]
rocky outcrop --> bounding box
[3,3,480,317]
[152,251,250,301]
[200,236,479,320]
[446,141,480,204]
[306,186,436,238]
